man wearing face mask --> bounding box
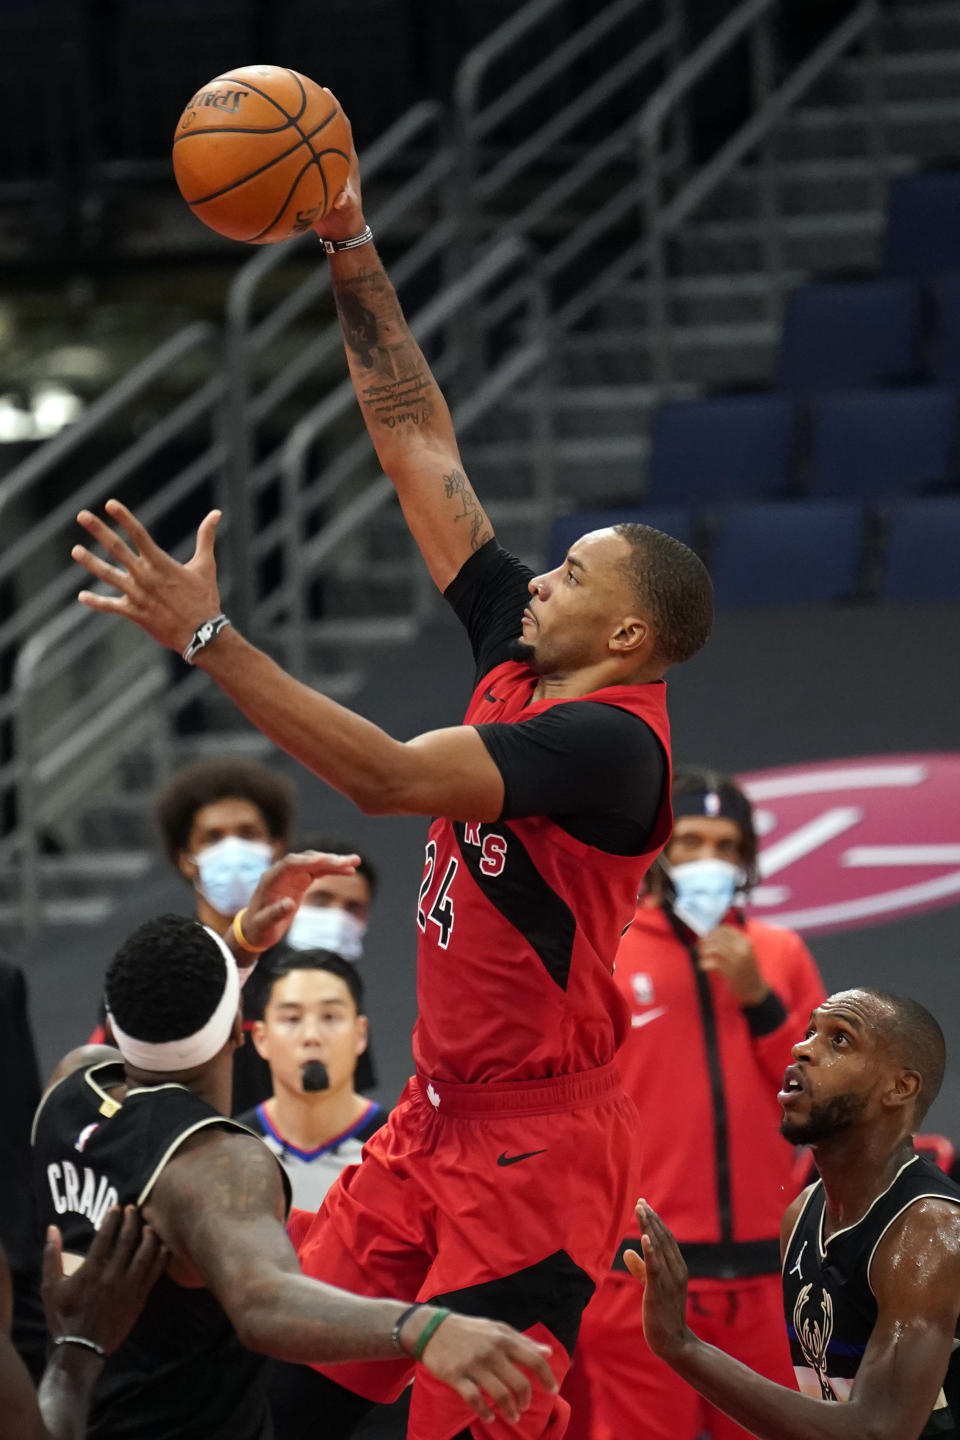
[86,759,298,1114]
[564,767,825,1440]
[285,837,376,961]
[155,758,297,1115]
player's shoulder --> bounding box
[37,1044,123,1117]
[153,1115,287,1205]
[872,1187,960,1294]
[44,1043,122,1092]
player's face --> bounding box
[778,991,889,1144]
[665,816,745,867]
[253,969,367,1099]
[177,797,284,881]
[519,530,645,675]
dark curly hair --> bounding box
[154,759,296,867]
[612,523,713,668]
[105,913,228,1043]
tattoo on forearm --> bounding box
[335,290,379,369]
[334,271,435,430]
[443,468,492,551]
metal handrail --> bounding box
[0,323,216,520]
[457,0,649,143]
[638,0,881,382]
[1,0,889,932]
[451,0,884,381]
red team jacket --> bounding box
[613,901,825,1264]
[412,660,674,1086]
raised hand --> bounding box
[410,1309,557,1426]
[73,500,223,655]
[43,1207,166,1357]
[234,850,360,954]
[623,1200,693,1364]
[311,91,364,244]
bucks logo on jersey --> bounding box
[793,1282,840,1401]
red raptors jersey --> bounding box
[412,660,673,1084]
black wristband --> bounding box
[391,1301,424,1355]
[320,225,374,254]
[182,613,231,664]
[742,989,788,1038]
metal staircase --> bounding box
[498,0,960,505]
[4,0,955,938]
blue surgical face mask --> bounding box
[286,905,366,960]
[193,835,273,917]
[663,857,744,936]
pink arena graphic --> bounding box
[738,754,960,936]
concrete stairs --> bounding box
[474,0,960,516]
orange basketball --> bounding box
[172,65,351,244]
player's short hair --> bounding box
[612,523,713,668]
[105,914,227,1043]
[155,759,296,866]
[863,989,946,1125]
[296,835,379,898]
[262,950,365,1014]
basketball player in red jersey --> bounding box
[72,104,713,1440]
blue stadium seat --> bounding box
[710,501,864,606]
[777,280,923,389]
[809,386,958,499]
[882,499,960,600]
[930,274,960,383]
[546,506,695,569]
[882,171,960,276]
[646,395,796,503]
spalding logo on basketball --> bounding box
[738,753,960,935]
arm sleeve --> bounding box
[749,931,827,1087]
[475,701,667,854]
[443,540,536,682]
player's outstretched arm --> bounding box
[314,104,493,593]
[148,1130,556,1424]
[628,1198,960,1440]
[73,502,505,820]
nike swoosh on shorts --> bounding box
[497,1149,548,1166]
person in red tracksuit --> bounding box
[565,767,825,1440]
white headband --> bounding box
[108,926,240,1072]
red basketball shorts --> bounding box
[292,1062,642,1440]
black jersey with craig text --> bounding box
[32,1058,291,1440]
[782,1153,960,1435]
